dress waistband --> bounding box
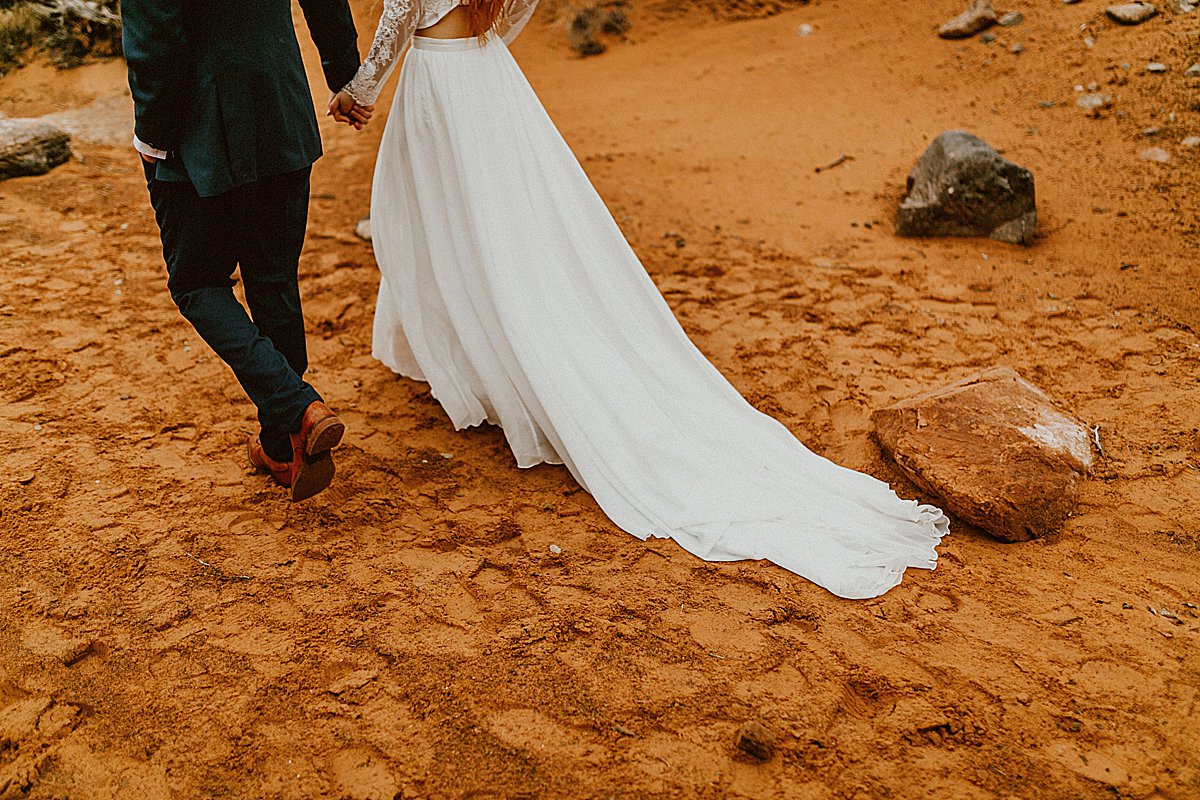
[412,36,484,52]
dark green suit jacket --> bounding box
[122,0,360,198]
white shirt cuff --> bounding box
[133,135,168,160]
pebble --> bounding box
[1000,11,1024,25]
[1010,43,1025,54]
[549,544,562,555]
[354,217,372,242]
[735,721,776,761]
[1106,3,1159,24]
[981,30,998,43]
[1185,63,1200,77]
[1063,0,1081,4]
[1147,62,1167,73]
[1139,147,1171,162]
[1142,126,1161,136]
[1076,93,1113,110]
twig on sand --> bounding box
[1090,425,1105,459]
[815,153,853,173]
[185,551,251,582]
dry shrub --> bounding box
[568,1,631,56]
[0,4,40,74]
[0,0,120,73]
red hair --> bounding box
[467,0,506,37]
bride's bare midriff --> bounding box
[417,5,471,39]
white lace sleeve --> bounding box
[343,0,420,106]
[498,0,539,45]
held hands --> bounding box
[327,91,374,131]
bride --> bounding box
[331,0,948,599]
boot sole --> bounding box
[306,415,346,456]
[291,451,335,502]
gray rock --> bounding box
[0,118,72,181]
[1186,63,1200,76]
[872,366,1097,543]
[938,0,998,39]
[981,30,998,43]
[1139,146,1171,162]
[1106,3,1158,24]
[1147,62,1167,72]
[1010,42,1025,53]
[1000,10,1025,25]
[896,131,1036,245]
[1182,136,1200,147]
[1063,0,1082,4]
[1167,0,1197,11]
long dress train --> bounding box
[344,4,949,600]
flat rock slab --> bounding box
[895,130,1037,245]
[0,118,72,181]
[1106,3,1158,24]
[872,366,1097,542]
[938,0,998,38]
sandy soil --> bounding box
[1,1,1198,797]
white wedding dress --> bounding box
[342,0,949,599]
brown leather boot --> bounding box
[293,401,346,458]
[248,402,345,502]
[247,434,334,502]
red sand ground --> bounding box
[1,1,1198,797]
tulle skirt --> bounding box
[369,35,948,599]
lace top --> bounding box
[342,0,540,106]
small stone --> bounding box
[1139,147,1171,162]
[938,0,998,39]
[354,217,372,242]
[1168,0,1198,11]
[549,544,563,555]
[1182,136,1200,148]
[1106,3,1158,24]
[1010,43,1025,54]
[1147,62,1167,73]
[735,721,775,761]
[1063,0,1081,4]
[1076,93,1113,111]
[1185,63,1200,77]
[1084,35,1097,47]
[1142,126,1161,136]
[1000,10,1024,25]
[981,30,998,43]
[797,23,814,36]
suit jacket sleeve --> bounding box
[297,0,362,93]
[121,0,188,152]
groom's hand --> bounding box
[327,91,374,131]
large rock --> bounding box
[938,0,998,38]
[895,130,1037,245]
[0,118,72,181]
[1106,3,1158,24]
[872,367,1097,543]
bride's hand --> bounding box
[327,91,375,131]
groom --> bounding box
[121,0,371,501]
